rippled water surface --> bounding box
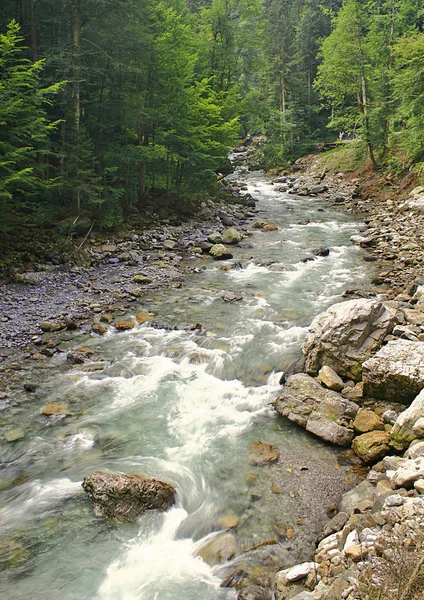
[0,172,371,600]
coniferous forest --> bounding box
[1,0,423,244]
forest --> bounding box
[0,0,423,242]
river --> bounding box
[0,170,371,599]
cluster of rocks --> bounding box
[269,295,424,599]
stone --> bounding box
[249,441,280,465]
[317,366,344,391]
[209,244,233,260]
[414,479,424,494]
[207,233,222,244]
[115,321,136,330]
[413,418,424,437]
[350,235,374,247]
[340,480,377,514]
[277,562,317,585]
[342,382,364,401]
[4,429,25,442]
[82,471,176,522]
[92,321,108,335]
[391,389,424,447]
[132,274,152,284]
[406,441,424,460]
[352,431,390,464]
[275,374,358,446]
[262,223,278,231]
[163,240,176,250]
[363,340,424,403]
[217,515,239,529]
[303,299,396,381]
[353,409,385,434]
[222,227,243,244]
[41,402,72,416]
[197,532,238,565]
[388,456,424,488]
[344,543,370,561]
[135,312,154,324]
[40,321,61,332]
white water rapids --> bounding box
[0,171,372,600]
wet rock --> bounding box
[23,383,36,393]
[92,321,108,335]
[303,299,397,381]
[275,374,358,446]
[222,227,243,244]
[135,312,154,324]
[317,366,344,392]
[313,247,330,257]
[115,321,136,330]
[197,532,238,565]
[0,537,31,571]
[249,441,280,465]
[352,431,390,464]
[262,223,278,232]
[353,409,385,434]
[81,471,176,522]
[279,357,305,385]
[209,244,233,260]
[4,429,25,442]
[41,402,72,416]
[362,340,424,403]
[67,350,87,364]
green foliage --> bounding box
[0,20,62,201]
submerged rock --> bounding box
[249,441,280,465]
[82,471,176,522]
[302,299,397,381]
[197,532,238,565]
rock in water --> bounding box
[302,299,396,381]
[82,471,176,522]
[249,441,280,465]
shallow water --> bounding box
[0,171,371,599]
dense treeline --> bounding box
[0,0,423,239]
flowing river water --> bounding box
[0,171,372,599]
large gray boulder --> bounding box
[82,471,176,522]
[362,340,424,403]
[391,388,424,446]
[274,374,359,446]
[302,299,396,381]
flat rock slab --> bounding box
[303,299,396,381]
[363,340,424,403]
[82,471,176,522]
[275,374,358,446]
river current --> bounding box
[0,171,371,599]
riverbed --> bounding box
[0,170,372,599]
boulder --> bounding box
[41,402,72,417]
[362,340,424,403]
[209,244,233,260]
[207,233,222,244]
[276,562,317,585]
[274,374,358,446]
[82,471,176,522]
[352,431,390,464]
[222,227,243,244]
[317,366,344,391]
[390,389,424,447]
[249,441,280,465]
[303,299,397,381]
[92,321,108,335]
[115,321,136,330]
[353,409,385,434]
